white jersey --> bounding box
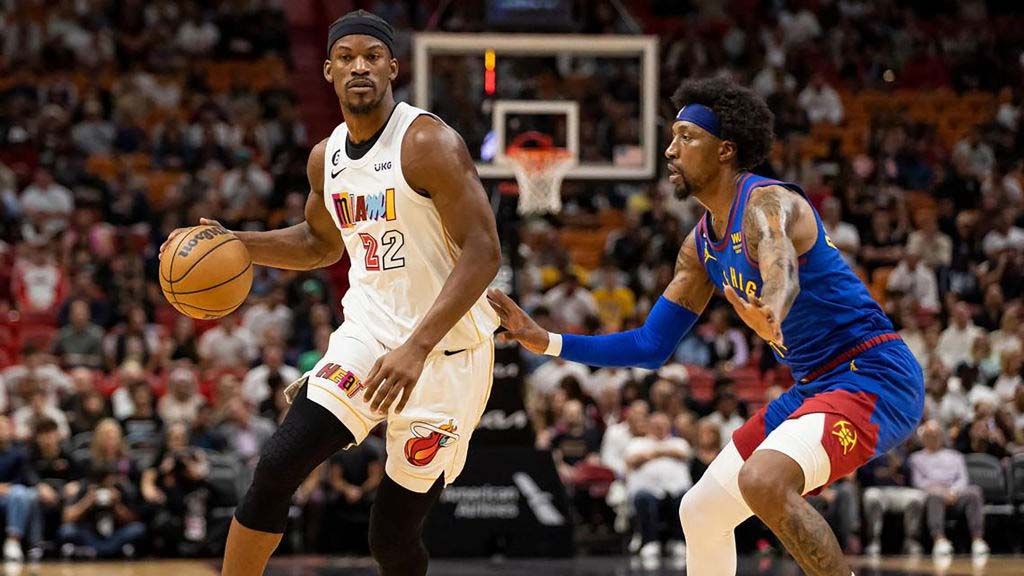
[322,102,498,352]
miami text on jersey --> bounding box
[331,188,397,228]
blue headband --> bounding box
[676,103,722,139]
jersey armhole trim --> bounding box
[395,112,443,208]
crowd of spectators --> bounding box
[0,0,1022,563]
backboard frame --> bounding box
[413,33,659,180]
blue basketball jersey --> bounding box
[693,173,895,384]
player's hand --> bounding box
[362,342,429,414]
[486,289,549,354]
[724,285,784,347]
[159,218,223,259]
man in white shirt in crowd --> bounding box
[624,412,692,562]
[242,344,301,406]
[797,74,844,125]
[936,302,984,370]
[885,248,940,314]
[820,197,860,268]
[982,212,1024,260]
[906,210,952,270]
[158,366,207,427]
[541,274,599,331]
[197,314,258,370]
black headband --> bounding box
[327,11,395,57]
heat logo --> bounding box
[314,363,364,398]
[404,420,459,467]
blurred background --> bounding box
[1,0,1024,573]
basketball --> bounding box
[159,225,253,320]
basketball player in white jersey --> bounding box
[160,10,500,576]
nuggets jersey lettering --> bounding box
[693,173,895,384]
[322,102,498,351]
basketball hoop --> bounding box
[503,132,576,216]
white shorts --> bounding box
[303,321,495,493]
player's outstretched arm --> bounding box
[725,185,815,346]
[361,116,501,414]
[159,139,345,271]
[487,230,714,369]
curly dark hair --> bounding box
[671,78,775,172]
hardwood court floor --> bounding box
[8,555,1024,575]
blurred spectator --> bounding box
[104,306,160,371]
[601,400,649,478]
[700,308,749,372]
[242,287,293,348]
[993,350,1022,402]
[1,346,72,413]
[27,418,78,543]
[551,400,603,485]
[688,420,721,483]
[542,275,598,331]
[319,435,384,554]
[591,264,636,330]
[860,445,925,556]
[242,344,300,406]
[67,389,110,438]
[0,415,41,561]
[623,412,689,561]
[165,317,200,365]
[158,367,206,427]
[859,210,906,273]
[10,244,67,321]
[956,402,1013,459]
[12,386,70,441]
[219,149,272,223]
[820,197,860,267]
[59,463,145,559]
[924,359,968,429]
[936,302,984,370]
[885,248,940,314]
[908,420,988,557]
[797,74,844,125]
[18,169,73,243]
[989,304,1022,359]
[142,423,210,556]
[952,128,995,180]
[906,210,951,271]
[981,211,1024,260]
[702,391,745,449]
[52,300,105,370]
[217,398,275,470]
[118,382,162,439]
[197,314,257,370]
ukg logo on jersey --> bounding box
[331,188,397,228]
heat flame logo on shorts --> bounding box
[404,419,459,467]
[831,420,857,455]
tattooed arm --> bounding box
[725,185,817,345]
[662,229,717,313]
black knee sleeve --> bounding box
[369,475,444,576]
[234,383,355,533]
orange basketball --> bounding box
[159,225,253,320]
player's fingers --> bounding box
[199,218,220,227]
[723,286,747,310]
[395,382,414,414]
[369,379,391,412]
[362,358,384,402]
[376,379,403,414]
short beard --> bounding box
[673,175,694,199]
[343,91,385,116]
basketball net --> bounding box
[503,132,576,216]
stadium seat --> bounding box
[1011,454,1024,513]
[965,453,1014,517]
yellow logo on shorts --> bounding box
[831,420,857,455]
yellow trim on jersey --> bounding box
[308,380,371,436]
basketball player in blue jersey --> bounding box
[489,78,924,576]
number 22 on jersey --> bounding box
[359,230,406,271]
